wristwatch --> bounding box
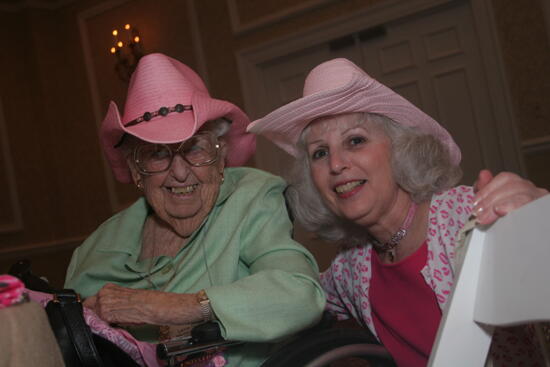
[196,289,213,322]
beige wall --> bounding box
[0,0,548,283]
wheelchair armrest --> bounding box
[191,321,223,343]
[156,322,242,363]
[8,259,57,293]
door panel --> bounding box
[357,1,502,183]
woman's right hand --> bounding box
[473,169,549,225]
[83,283,203,326]
[83,283,149,325]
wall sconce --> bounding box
[109,24,144,82]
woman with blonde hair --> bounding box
[248,58,547,366]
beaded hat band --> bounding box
[125,104,192,128]
[99,53,256,183]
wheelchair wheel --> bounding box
[260,328,395,367]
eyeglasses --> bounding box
[133,132,220,175]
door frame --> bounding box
[235,0,524,175]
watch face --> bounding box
[197,289,209,302]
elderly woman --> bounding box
[64,53,325,366]
[247,58,548,366]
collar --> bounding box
[96,168,238,261]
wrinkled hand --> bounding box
[83,283,202,325]
[472,169,549,225]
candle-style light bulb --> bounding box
[124,24,131,30]
[133,36,140,43]
[117,41,123,48]
[110,47,116,54]
[112,29,118,36]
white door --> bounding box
[243,0,520,269]
[357,1,504,185]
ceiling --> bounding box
[0,0,74,10]
[0,0,61,4]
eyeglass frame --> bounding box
[133,131,221,175]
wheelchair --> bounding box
[10,259,396,367]
[259,327,394,367]
[157,312,395,367]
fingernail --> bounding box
[473,199,479,207]
[473,206,484,218]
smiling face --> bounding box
[129,137,226,238]
[304,113,404,227]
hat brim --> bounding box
[101,93,255,183]
[248,73,460,166]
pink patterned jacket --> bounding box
[320,186,542,366]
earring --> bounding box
[137,180,143,190]
[220,171,225,184]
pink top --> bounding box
[321,186,543,366]
[370,241,441,366]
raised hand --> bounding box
[473,169,548,225]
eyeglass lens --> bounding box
[136,134,217,173]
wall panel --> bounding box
[0,99,23,233]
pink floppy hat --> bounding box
[247,58,460,165]
[101,53,256,183]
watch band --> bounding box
[196,289,213,322]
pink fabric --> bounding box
[26,289,227,367]
[26,289,159,367]
[370,242,441,366]
[247,58,460,166]
[101,53,256,183]
[321,186,543,366]
[0,275,26,308]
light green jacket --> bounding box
[65,167,326,366]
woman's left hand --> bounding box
[83,283,202,325]
[473,169,549,225]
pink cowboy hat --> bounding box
[247,58,460,165]
[101,53,256,183]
